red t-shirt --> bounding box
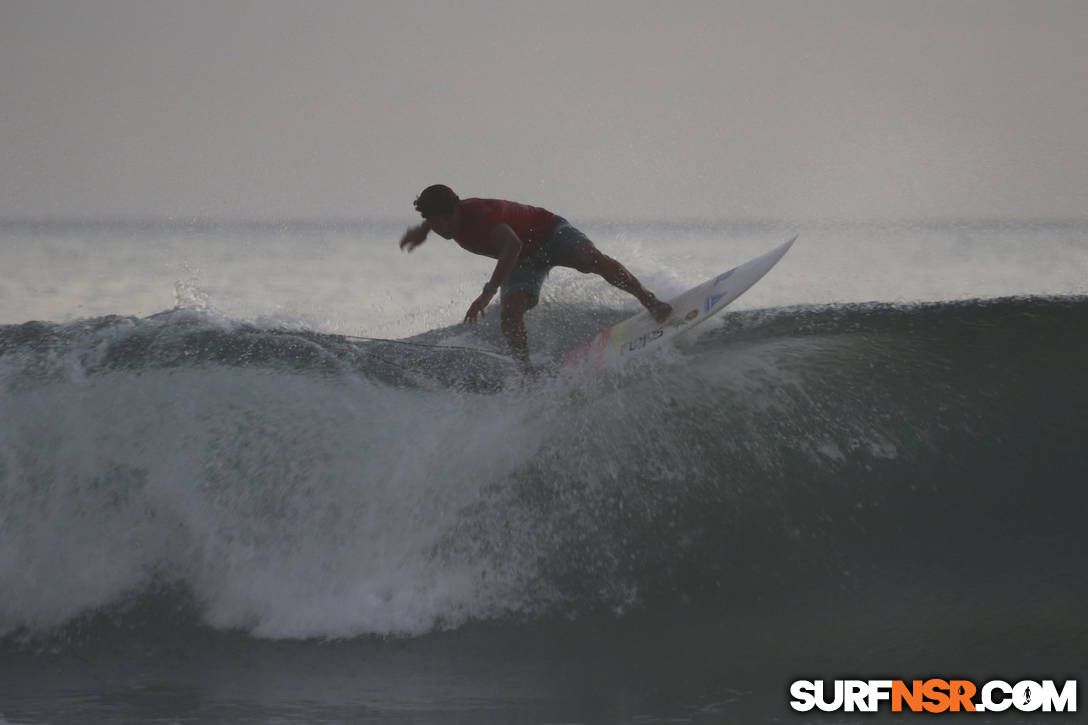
[453,198,556,259]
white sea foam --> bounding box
[0,354,559,638]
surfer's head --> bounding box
[414,184,460,238]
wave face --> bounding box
[2,297,1086,643]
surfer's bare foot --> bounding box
[646,297,672,324]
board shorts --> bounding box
[501,216,590,304]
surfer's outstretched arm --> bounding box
[399,221,430,252]
[463,225,523,324]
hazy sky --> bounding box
[2,0,1086,221]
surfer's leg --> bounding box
[569,242,673,323]
[500,291,534,371]
[499,256,549,372]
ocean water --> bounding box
[1,218,1086,724]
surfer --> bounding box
[400,184,672,372]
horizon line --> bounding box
[2,215,1085,230]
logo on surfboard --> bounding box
[660,309,700,330]
[621,328,664,355]
[713,268,736,286]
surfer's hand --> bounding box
[463,292,494,324]
[399,224,428,252]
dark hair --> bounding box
[413,184,459,219]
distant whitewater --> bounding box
[2,296,1086,643]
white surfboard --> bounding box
[563,235,797,368]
